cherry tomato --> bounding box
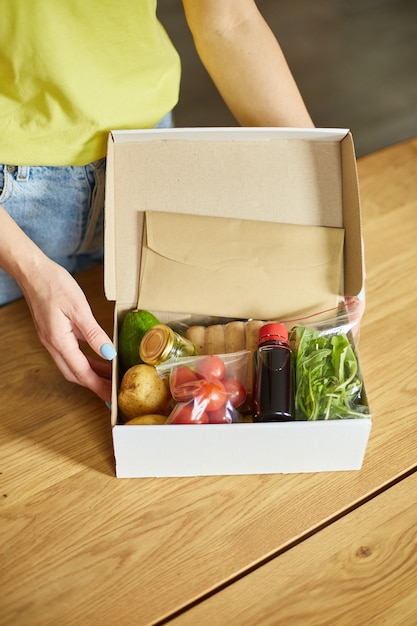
[195,380,227,412]
[195,355,226,381]
[208,405,232,424]
[170,366,202,402]
[223,377,247,408]
[169,401,209,424]
[208,402,241,423]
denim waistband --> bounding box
[0,165,30,202]
[16,165,30,181]
[1,164,30,181]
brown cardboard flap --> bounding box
[137,211,344,320]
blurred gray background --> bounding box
[158,0,417,157]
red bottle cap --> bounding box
[258,323,288,344]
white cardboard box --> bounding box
[105,127,372,478]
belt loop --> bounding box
[17,166,30,181]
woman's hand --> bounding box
[0,205,115,404]
[20,257,116,404]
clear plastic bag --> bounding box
[157,295,368,423]
[157,351,250,424]
[288,299,370,421]
[282,295,365,339]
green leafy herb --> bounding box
[293,326,369,420]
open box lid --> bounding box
[104,127,363,315]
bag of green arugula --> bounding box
[291,324,370,421]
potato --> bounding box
[118,364,172,421]
[124,414,168,425]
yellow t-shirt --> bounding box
[0,1,181,166]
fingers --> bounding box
[22,260,117,403]
[70,299,117,363]
[35,298,115,403]
[86,355,113,379]
[58,289,117,401]
[99,342,117,361]
[55,324,115,402]
[51,343,113,403]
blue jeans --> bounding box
[0,112,173,305]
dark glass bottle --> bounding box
[252,323,294,422]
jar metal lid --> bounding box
[139,324,174,365]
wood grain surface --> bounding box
[1,138,416,626]
[170,470,417,626]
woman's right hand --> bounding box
[20,256,116,404]
[0,205,115,404]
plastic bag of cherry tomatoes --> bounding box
[157,351,250,424]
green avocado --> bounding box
[118,309,160,374]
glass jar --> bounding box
[139,324,198,366]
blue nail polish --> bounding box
[100,343,117,360]
[105,401,112,410]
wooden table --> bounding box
[1,138,417,626]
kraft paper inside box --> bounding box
[104,128,372,478]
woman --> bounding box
[0,1,313,404]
